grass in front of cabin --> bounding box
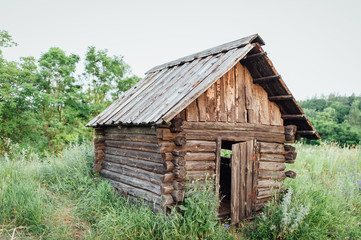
[0,141,231,239]
[244,143,361,239]
[1,141,360,239]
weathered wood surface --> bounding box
[173,181,186,190]
[161,184,174,194]
[105,140,175,154]
[105,133,158,143]
[184,62,283,126]
[257,179,281,188]
[186,170,215,180]
[105,147,163,163]
[285,125,297,142]
[184,152,215,161]
[258,170,286,180]
[231,142,242,224]
[105,126,157,135]
[174,136,187,146]
[102,161,164,184]
[104,154,166,173]
[185,161,215,171]
[259,162,286,171]
[100,169,161,195]
[181,140,216,152]
[171,190,185,202]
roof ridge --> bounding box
[145,34,264,74]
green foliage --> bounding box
[244,143,361,239]
[300,94,361,145]
[0,30,140,153]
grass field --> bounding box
[0,141,360,239]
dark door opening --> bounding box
[218,140,237,219]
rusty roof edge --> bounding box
[146,34,264,74]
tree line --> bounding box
[0,30,140,153]
[300,94,361,145]
[1,30,360,154]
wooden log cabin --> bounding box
[87,34,320,223]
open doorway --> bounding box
[218,140,237,219]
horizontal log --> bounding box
[171,190,185,202]
[105,140,175,154]
[285,125,297,142]
[161,153,173,161]
[259,162,286,171]
[164,172,175,182]
[258,189,274,197]
[162,194,174,206]
[242,52,267,61]
[105,126,157,135]
[185,161,215,171]
[181,140,217,152]
[285,152,297,160]
[94,138,105,144]
[297,130,317,135]
[174,136,187,146]
[93,163,102,173]
[172,150,186,157]
[257,180,281,188]
[105,147,163,163]
[253,75,281,84]
[258,170,286,180]
[101,169,161,195]
[104,154,166,173]
[268,95,293,101]
[186,170,215,180]
[158,128,185,141]
[259,142,284,154]
[173,181,186,190]
[161,184,174,194]
[185,152,215,161]
[164,161,174,172]
[108,179,161,206]
[285,159,295,164]
[260,154,285,162]
[102,161,164,184]
[284,145,295,152]
[184,129,285,143]
[182,122,284,134]
[172,156,185,166]
[105,133,158,143]
[285,170,297,179]
[282,114,306,120]
[95,145,105,151]
[174,166,187,180]
[95,128,105,135]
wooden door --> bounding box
[231,140,258,223]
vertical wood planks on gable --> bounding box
[269,101,283,126]
[235,63,247,123]
[186,101,199,121]
[197,93,207,122]
[244,67,255,123]
[206,84,217,121]
[218,76,227,121]
[227,68,236,123]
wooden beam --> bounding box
[268,95,293,101]
[242,52,267,61]
[297,130,317,135]
[253,75,281,84]
[282,114,306,120]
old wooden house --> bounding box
[87,34,319,223]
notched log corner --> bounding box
[285,170,297,179]
[170,117,183,133]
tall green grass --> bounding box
[0,142,231,239]
[245,143,361,239]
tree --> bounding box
[83,46,140,105]
[34,47,80,153]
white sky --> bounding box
[1,0,360,100]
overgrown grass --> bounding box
[0,142,231,239]
[2,141,360,239]
[244,142,361,239]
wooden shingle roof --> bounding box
[87,34,320,140]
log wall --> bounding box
[99,126,174,210]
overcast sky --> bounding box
[1,0,360,100]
